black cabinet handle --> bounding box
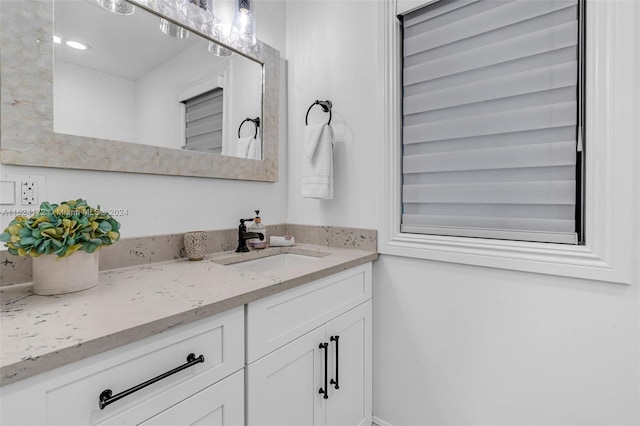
[98,353,204,410]
[330,335,340,390]
[318,342,329,400]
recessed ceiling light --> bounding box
[65,40,90,50]
[53,35,62,44]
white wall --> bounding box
[53,61,137,143]
[230,55,262,138]
[374,256,639,425]
[1,0,288,239]
[255,0,287,59]
[284,1,640,425]
[285,0,380,229]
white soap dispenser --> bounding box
[248,210,267,249]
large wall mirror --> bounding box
[0,0,280,181]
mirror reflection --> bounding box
[53,0,263,158]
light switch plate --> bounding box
[0,181,16,205]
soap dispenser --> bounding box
[248,210,267,249]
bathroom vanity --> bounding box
[0,244,376,425]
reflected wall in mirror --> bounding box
[0,0,279,181]
[54,0,262,158]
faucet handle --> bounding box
[239,218,254,231]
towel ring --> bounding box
[238,117,260,139]
[305,100,332,126]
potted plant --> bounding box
[0,199,121,295]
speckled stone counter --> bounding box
[1,224,377,286]
[0,244,377,386]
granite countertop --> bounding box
[0,244,377,386]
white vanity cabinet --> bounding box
[1,260,374,426]
[246,263,372,426]
[0,306,245,426]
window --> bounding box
[400,0,584,244]
[380,0,637,283]
[182,87,224,154]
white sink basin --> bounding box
[229,253,319,273]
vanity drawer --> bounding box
[26,307,243,426]
[246,263,372,363]
[100,369,244,426]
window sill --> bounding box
[379,232,629,284]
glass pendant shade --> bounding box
[159,18,190,38]
[208,41,233,57]
[230,0,256,48]
[207,17,233,56]
[180,0,214,24]
[96,0,135,15]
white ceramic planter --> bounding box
[32,251,99,295]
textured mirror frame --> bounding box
[0,0,279,182]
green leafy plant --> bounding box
[0,199,121,258]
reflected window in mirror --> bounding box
[182,87,224,154]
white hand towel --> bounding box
[302,123,334,199]
[236,136,253,158]
[237,137,261,160]
[247,137,261,160]
[269,236,295,247]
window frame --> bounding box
[182,87,225,154]
[379,0,637,284]
[177,62,231,154]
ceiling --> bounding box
[54,0,205,80]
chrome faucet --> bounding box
[236,218,264,253]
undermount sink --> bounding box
[228,253,320,273]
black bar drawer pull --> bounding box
[330,335,340,389]
[99,353,204,410]
[318,342,329,400]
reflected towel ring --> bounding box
[238,117,260,139]
[305,100,332,126]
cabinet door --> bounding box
[139,370,244,426]
[325,302,372,426]
[246,326,326,426]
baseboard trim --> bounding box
[372,416,395,426]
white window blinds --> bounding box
[401,0,581,244]
[183,88,224,154]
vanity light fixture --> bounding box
[126,0,256,56]
[208,41,233,57]
[206,0,235,56]
[230,0,256,48]
[159,18,191,39]
[96,0,135,16]
[180,0,214,24]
